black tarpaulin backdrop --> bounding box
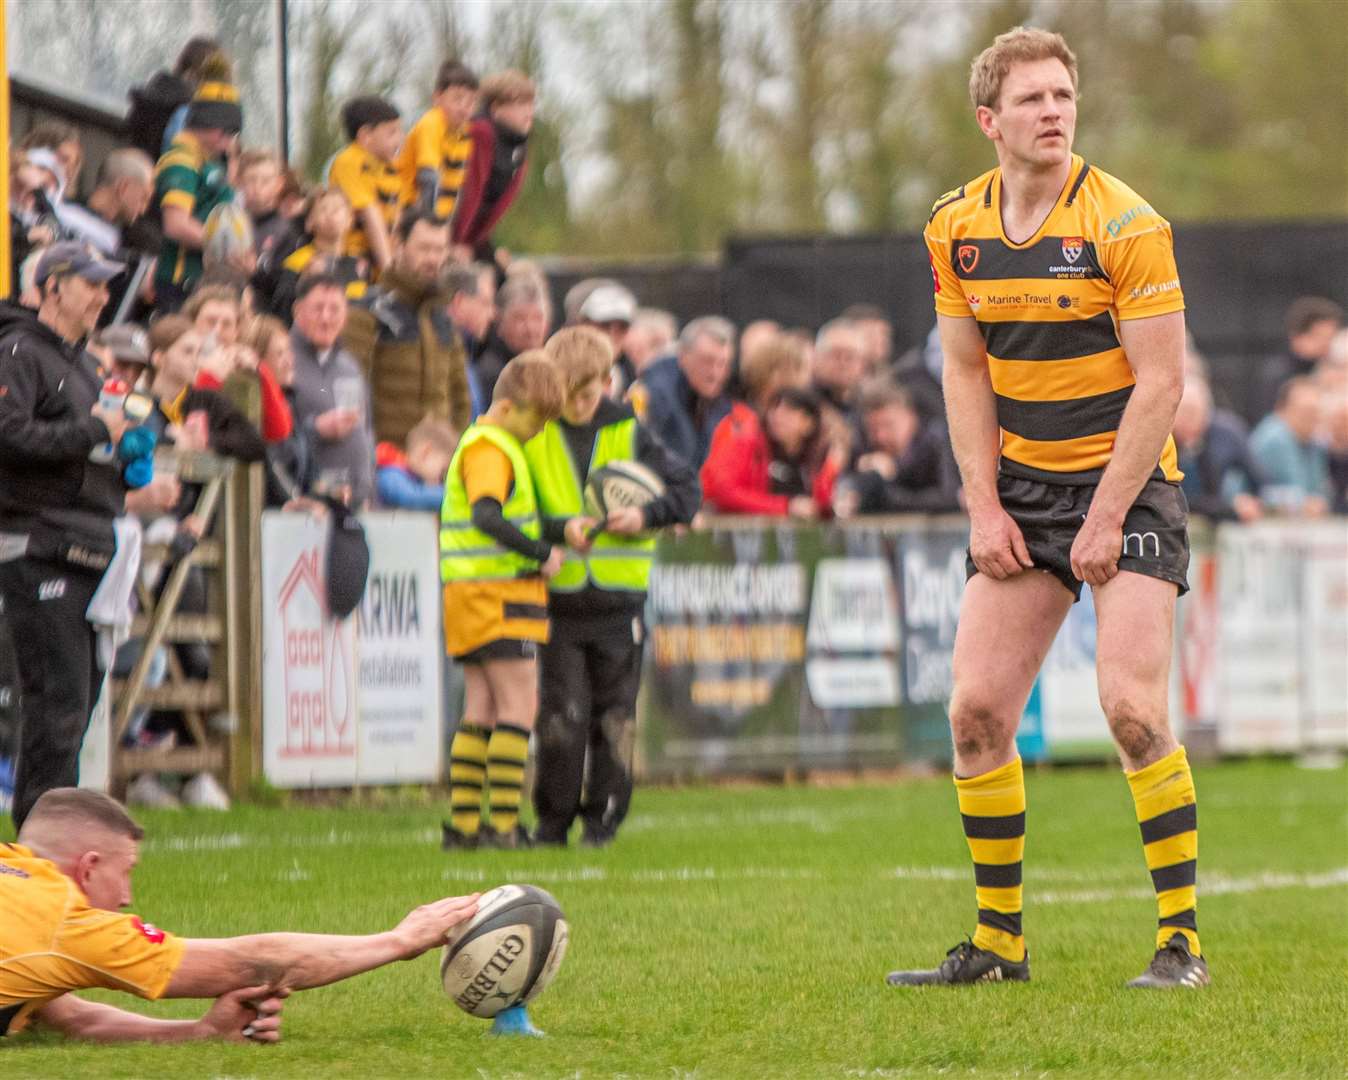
[547,220,1348,420]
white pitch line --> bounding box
[1037,867,1348,905]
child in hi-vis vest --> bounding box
[440,352,564,853]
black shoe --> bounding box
[481,824,533,850]
[441,823,480,851]
[579,828,613,849]
[886,939,1030,986]
[1127,933,1210,989]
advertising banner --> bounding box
[641,521,957,776]
[260,511,442,787]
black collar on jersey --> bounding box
[984,159,1091,208]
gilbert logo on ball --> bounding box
[584,460,666,520]
[440,884,569,1019]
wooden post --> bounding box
[225,462,265,796]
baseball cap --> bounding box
[35,242,126,288]
[96,324,151,367]
[579,284,637,326]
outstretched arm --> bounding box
[164,892,479,998]
[36,984,285,1044]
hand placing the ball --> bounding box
[605,506,646,535]
[392,894,481,960]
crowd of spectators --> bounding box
[1,34,1345,812]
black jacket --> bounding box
[126,71,192,163]
[472,327,518,405]
[0,302,124,556]
[541,397,701,622]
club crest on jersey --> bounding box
[132,917,167,944]
[957,244,980,274]
[1061,237,1084,264]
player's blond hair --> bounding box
[969,27,1078,110]
[493,350,565,420]
[545,326,614,392]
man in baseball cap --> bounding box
[0,242,131,832]
[33,243,126,340]
[578,283,638,395]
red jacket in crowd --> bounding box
[195,363,293,443]
[700,403,838,517]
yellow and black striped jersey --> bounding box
[396,107,473,220]
[328,142,403,260]
[925,154,1185,483]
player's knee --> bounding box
[1103,694,1165,762]
[949,696,1015,761]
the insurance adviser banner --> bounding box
[259,510,443,787]
[639,519,959,776]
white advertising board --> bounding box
[261,511,442,787]
[1214,521,1303,753]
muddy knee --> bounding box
[949,696,1017,761]
[1104,697,1168,764]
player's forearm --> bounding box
[1088,370,1182,525]
[236,929,405,991]
[942,358,1002,515]
[40,998,209,1043]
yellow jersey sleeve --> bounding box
[329,146,375,212]
[1101,213,1185,320]
[52,904,186,1000]
[409,110,447,172]
[924,209,973,319]
[462,439,514,505]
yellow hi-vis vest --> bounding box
[440,423,542,583]
[523,418,656,593]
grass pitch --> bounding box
[5,759,1346,1078]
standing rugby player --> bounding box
[888,28,1206,990]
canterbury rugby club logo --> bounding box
[957,244,980,274]
[1061,236,1084,264]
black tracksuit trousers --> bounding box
[532,614,644,845]
[0,558,103,831]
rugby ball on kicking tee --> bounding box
[440,884,569,1018]
[202,201,255,267]
[584,460,666,520]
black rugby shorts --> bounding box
[965,473,1190,601]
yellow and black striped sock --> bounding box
[956,756,1027,962]
[448,723,489,836]
[1127,745,1200,955]
[487,723,530,835]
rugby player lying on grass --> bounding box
[1,788,480,1042]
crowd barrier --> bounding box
[246,511,1347,789]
